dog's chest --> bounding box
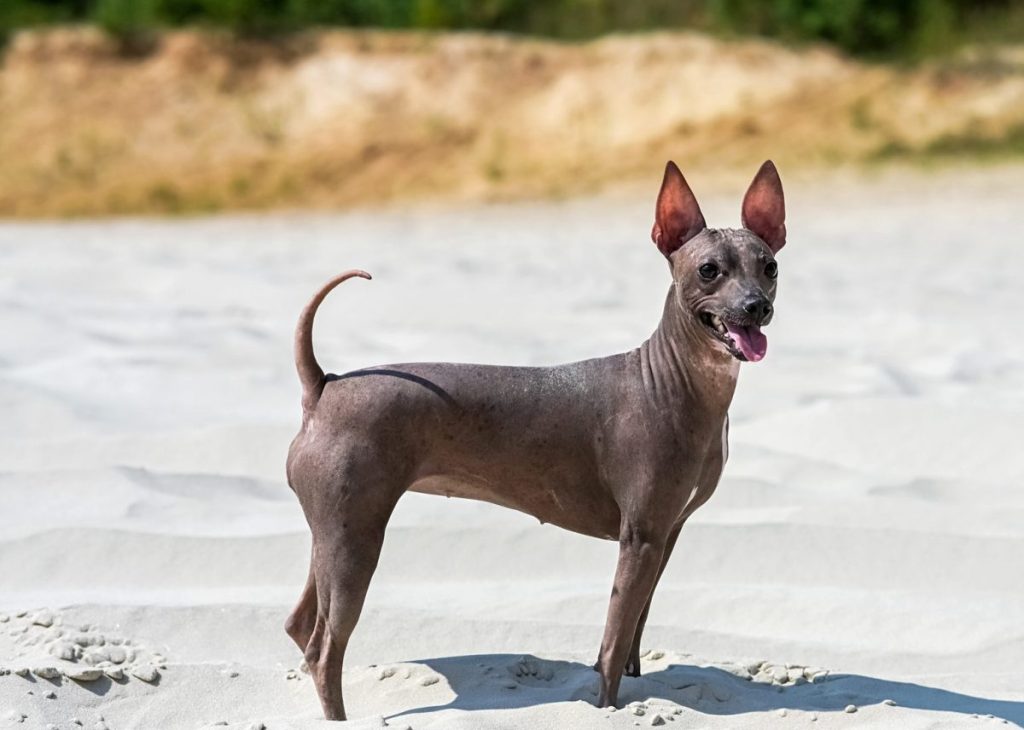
[721,414,729,464]
[676,414,729,519]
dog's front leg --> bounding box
[623,523,682,676]
[596,524,667,707]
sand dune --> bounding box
[2,29,1023,216]
[1,166,1023,727]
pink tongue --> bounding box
[725,323,768,362]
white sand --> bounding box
[1,166,1022,729]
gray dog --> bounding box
[285,160,786,720]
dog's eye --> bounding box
[698,263,719,281]
[765,261,778,279]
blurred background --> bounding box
[0,0,1022,216]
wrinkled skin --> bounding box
[285,161,787,720]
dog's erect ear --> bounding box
[652,161,706,257]
[741,160,786,254]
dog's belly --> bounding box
[408,470,621,540]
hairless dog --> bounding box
[285,160,786,720]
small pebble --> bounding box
[32,611,54,628]
[631,704,647,716]
[882,698,896,706]
[44,691,57,699]
[70,632,102,648]
[248,724,267,730]
[107,646,127,664]
[844,704,858,713]
[130,663,160,682]
[419,675,440,687]
[32,666,60,679]
[650,714,666,726]
[648,650,665,661]
[83,647,110,665]
[67,667,104,682]
[378,667,396,680]
[0,614,9,623]
[15,610,27,618]
[777,709,787,717]
[104,666,124,680]
[50,641,79,661]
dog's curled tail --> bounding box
[294,269,372,412]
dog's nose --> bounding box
[743,297,772,323]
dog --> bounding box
[284,160,786,720]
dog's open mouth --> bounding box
[699,311,768,362]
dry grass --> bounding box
[1,28,1023,217]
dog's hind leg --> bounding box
[301,457,402,722]
[285,550,318,652]
[305,512,390,720]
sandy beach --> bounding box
[1,165,1022,728]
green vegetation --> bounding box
[873,122,1024,163]
[1,0,1022,56]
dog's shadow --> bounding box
[383,653,1022,725]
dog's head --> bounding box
[652,160,786,363]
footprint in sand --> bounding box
[1,608,166,686]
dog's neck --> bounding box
[640,286,740,416]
